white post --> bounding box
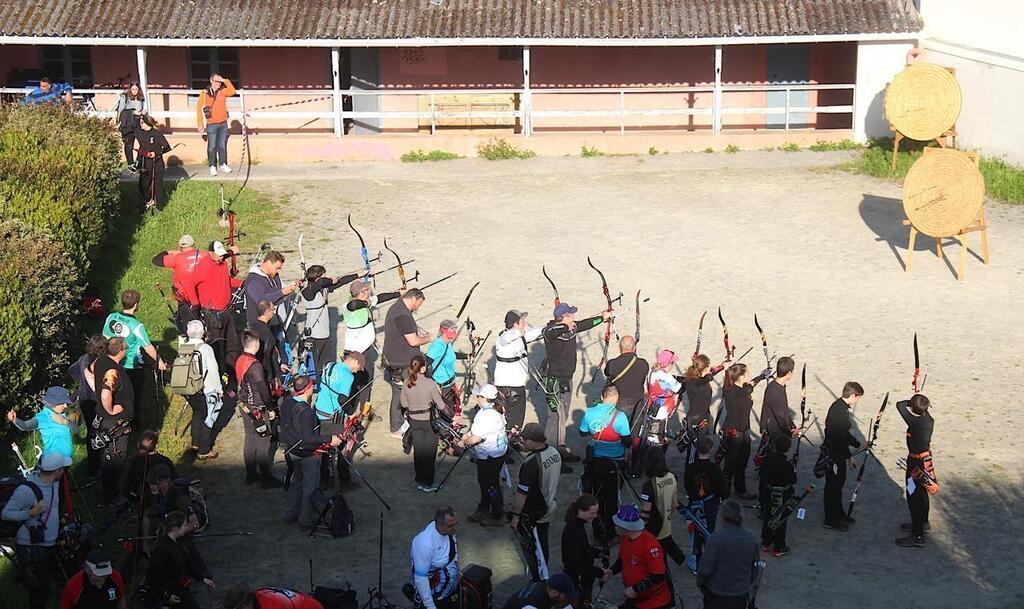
[522,46,532,136]
[331,47,343,137]
[713,45,722,135]
[135,47,149,100]
[784,87,791,131]
[619,91,626,135]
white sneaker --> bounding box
[208,166,217,176]
[218,164,232,174]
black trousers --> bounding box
[313,338,330,378]
[496,385,527,431]
[702,592,748,609]
[385,366,406,433]
[202,308,239,379]
[569,571,595,606]
[723,432,751,494]
[475,454,505,518]
[99,418,130,503]
[823,457,848,523]
[906,459,930,536]
[175,302,196,337]
[242,411,276,480]
[126,366,147,429]
[122,132,136,165]
[80,398,102,475]
[186,392,214,454]
[409,419,437,485]
[659,534,686,565]
[15,545,55,609]
[138,156,164,203]
[582,457,621,545]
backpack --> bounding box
[813,445,833,479]
[0,475,44,539]
[170,343,205,396]
[311,489,354,537]
[173,477,209,532]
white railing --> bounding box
[0,83,854,136]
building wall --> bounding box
[921,47,1024,164]
[920,0,1023,58]
[853,40,916,141]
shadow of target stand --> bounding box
[902,148,990,281]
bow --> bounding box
[383,238,411,290]
[693,310,708,360]
[754,314,771,375]
[542,265,560,306]
[791,364,808,466]
[912,333,927,394]
[717,307,735,362]
[586,257,620,383]
[847,392,889,517]
[217,184,243,277]
[633,289,642,345]
[347,214,373,287]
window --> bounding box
[188,48,241,89]
[39,46,94,88]
[498,47,523,62]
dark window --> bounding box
[39,46,93,88]
[188,48,241,89]
[498,47,523,62]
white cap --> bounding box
[211,240,229,257]
[474,384,498,400]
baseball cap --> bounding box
[211,240,229,257]
[656,349,680,367]
[504,310,527,328]
[474,384,498,400]
[547,573,579,601]
[519,423,546,443]
[178,234,195,248]
[85,549,113,576]
[41,386,72,407]
[553,302,578,318]
[38,452,73,472]
[349,279,371,295]
[612,504,645,531]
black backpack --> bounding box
[0,475,44,539]
[311,489,354,537]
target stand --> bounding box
[902,148,989,281]
[885,63,962,172]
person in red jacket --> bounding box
[194,240,243,373]
[60,549,128,609]
[222,584,324,609]
[609,505,673,609]
[152,234,209,332]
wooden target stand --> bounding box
[903,148,990,281]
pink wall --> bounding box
[238,48,330,88]
[379,47,522,88]
[1,45,40,84]
[533,46,715,87]
[810,42,856,128]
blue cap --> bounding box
[41,386,72,407]
[553,302,578,318]
[546,573,579,601]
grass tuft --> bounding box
[581,145,604,158]
[648,146,659,156]
[476,137,536,160]
[400,149,462,163]
[808,139,862,152]
[780,142,801,152]
[725,144,740,154]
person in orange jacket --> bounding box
[195,73,236,176]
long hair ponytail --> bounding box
[685,354,710,379]
[406,355,426,388]
[724,363,747,390]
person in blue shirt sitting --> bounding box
[578,384,632,546]
[22,77,73,106]
[7,386,78,461]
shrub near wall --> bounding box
[0,220,82,416]
[0,104,122,275]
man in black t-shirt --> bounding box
[60,549,128,609]
[94,337,135,505]
[381,289,432,434]
[603,336,650,424]
[251,299,283,387]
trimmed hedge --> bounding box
[0,104,122,275]
[0,219,81,417]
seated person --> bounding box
[23,77,73,106]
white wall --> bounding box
[920,46,1024,164]
[919,0,1024,57]
[853,41,915,142]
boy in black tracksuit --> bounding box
[896,394,936,547]
[759,435,796,557]
[683,435,729,572]
[822,382,865,531]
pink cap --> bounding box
[657,349,680,367]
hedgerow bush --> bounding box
[0,104,122,275]
[0,219,82,418]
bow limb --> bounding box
[587,256,614,382]
[754,314,771,372]
[718,307,734,362]
[542,265,560,307]
[694,310,707,360]
[634,289,641,345]
[456,282,480,320]
[347,214,373,287]
[383,238,408,290]
[912,333,920,394]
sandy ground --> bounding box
[174,151,1023,609]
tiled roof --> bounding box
[0,0,923,41]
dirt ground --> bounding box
[184,151,1023,609]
